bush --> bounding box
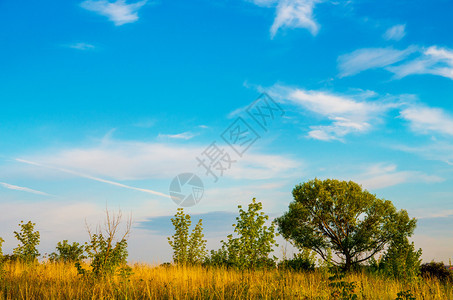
[77,209,131,277]
[204,247,230,267]
[49,240,86,263]
[379,237,422,281]
[168,208,207,265]
[420,262,453,282]
[13,221,40,263]
[220,198,278,270]
[278,250,316,272]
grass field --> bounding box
[0,262,451,299]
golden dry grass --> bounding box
[0,262,451,299]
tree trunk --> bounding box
[344,253,352,272]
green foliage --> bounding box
[78,210,131,277]
[395,290,416,300]
[220,198,278,269]
[278,249,316,271]
[0,237,4,278]
[379,237,422,281]
[0,237,4,258]
[328,272,358,300]
[49,240,86,263]
[420,262,453,282]
[168,208,207,265]
[276,178,417,271]
[205,247,229,267]
[13,221,40,263]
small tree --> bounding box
[278,249,317,272]
[168,208,207,265]
[277,179,417,271]
[221,198,278,269]
[380,237,422,281]
[13,221,40,263]
[78,209,131,277]
[49,240,86,263]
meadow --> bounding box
[0,262,452,299]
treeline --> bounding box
[1,178,452,286]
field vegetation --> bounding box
[0,179,451,299]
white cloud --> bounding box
[383,24,406,41]
[394,142,453,166]
[16,158,170,198]
[15,139,300,182]
[352,163,443,190]
[270,0,320,38]
[268,85,396,141]
[68,42,95,50]
[249,0,277,7]
[400,105,453,136]
[0,201,100,255]
[389,46,453,80]
[0,181,51,196]
[248,0,320,38]
[307,117,371,141]
[81,0,147,26]
[339,45,453,80]
[338,47,415,77]
[157,132,197,140]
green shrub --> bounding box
[168,208,207,265]
[13,221,40,263]
[278,250,316,272]
[420,262,453,283]
[77,209,131,278]
[219,198,278,269]
[379,237,422,281]
[49,240,86,263]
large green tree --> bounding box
[276,179,417,271]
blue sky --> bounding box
[1,0,453,263]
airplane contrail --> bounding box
[16,158,170,198]
[0,181,51,196]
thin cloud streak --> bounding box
[0,181,51,196]
[383,24,406,41]
[81,0,147,26]
[15,158,170,198]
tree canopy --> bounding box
[276,178,417,271]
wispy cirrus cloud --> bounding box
[389,46,453,80]
[338,46,416,77]
[250,0,321,38]
[400,104,453,136]
[67,42,96,50]
[157,132,197,140]
[352,163,443,190]
[394,142,453,167]
[383,24,406,41]
[81,0,147,26]
[270,0,320,38]
[339,45,453,80]
[268,85,398,141]
[15,139,300,182]
[0,181,51,196]
[15,158,170,198]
